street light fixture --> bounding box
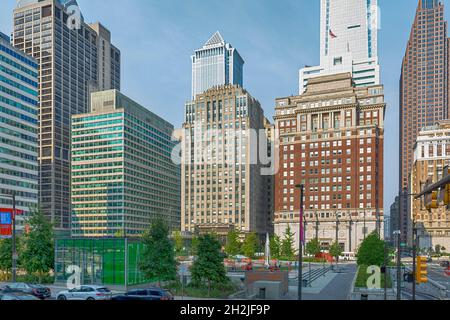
[393,230,402,300]
[295,184,305,301]
[0,191,17,283]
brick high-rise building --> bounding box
[399,0,449,242]
[12,0,121,234]
[274,73,385,252]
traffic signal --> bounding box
[425,191,439,211]
[444,184,450,208]
[416,256,428,284]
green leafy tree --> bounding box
[269,235,281,260]
[281,225,296,261]
[191,234,229,296]
[140,219,177,286]
[356,232,385,267]
[0,238,12,280]
[173,231,184,257]
[306,238,321,257]
[329,242,343,265]
[20,208,54,283]
[224,230,241,257]
[190,236,199,256]
[242,233,258,259]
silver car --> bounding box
[56,285,112,301]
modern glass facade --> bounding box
[0,32,38,224]
[54,238,151,287]
[12,0,120,232]
[299,0,380,93]
[71,90,180,237]
[191,31,244,99]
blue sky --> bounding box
[0,0,440,214]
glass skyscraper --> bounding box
[299,0,380,93]
[0,31,39,224]
[71,90,180,237]
[191,31,244,99]
[12,0,121,233]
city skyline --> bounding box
[0,0,443,215]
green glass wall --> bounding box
[55,238,150,287]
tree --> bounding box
[435,245,442,255]
[242,233,258,259]
[190,236,199,256]
[190,234,229,296]
[140,219,177,286]
[173,231,184,257]
[0,238,12,280]
[281,225,296,261]
[224,230,241,257]
[20,208,54,283]
[306,238,321,257]
[329,242,343,265]
[269,235,281,260]
[356,232,385,267]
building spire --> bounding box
[204,31,225,47]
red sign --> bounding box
[0,224,12,238]
[0,208,24,239]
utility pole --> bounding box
[295,184,305,301]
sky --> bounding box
[0,0,440,215]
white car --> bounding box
[57,285,112,301]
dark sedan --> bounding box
[1,283,51,300]
[112,288,174,301]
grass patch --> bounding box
[165,281,238,299]
[355,265,392,289]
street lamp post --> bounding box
[393,230,402,300]
[348,214,353,253]
[412,220,417,301]
[315,212,319,240]
[363,210,367,240]
[295,184,305,301]
[0,191,17,282]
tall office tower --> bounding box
[399,0,449,242]
[181,85,269,237]
[0,31,38,227]
[71,90,180,237]
[299,0,380,94]
[388,197,400,243]
[410,121,450,250]
[12,0,121,234]
[274,73,385,252]
[191,31,244,99]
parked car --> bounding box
[56,285,112,301]
[440,260,450,268]
[111,288,173,301]
[0,292,40,301]
[1,283,51,300]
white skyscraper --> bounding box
[299,0,380,93]
[191,31,244,99]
